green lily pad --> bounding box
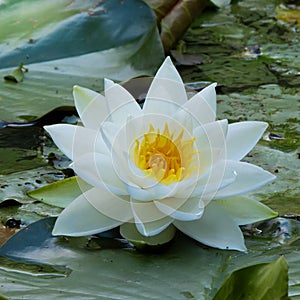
[0,167,65,204]
[28,176,92,209]
[0,0,164,122]
[0,217,71,277]
[0,217,300,299]
[213,256,289,300]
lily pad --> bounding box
[0,217,300,299]
[0,0,164,122]
[0,167,65,204]
[28,176,92,209]
[213,256,289,300]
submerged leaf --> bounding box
[213,256,289,300]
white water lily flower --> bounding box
[44,57,277,251]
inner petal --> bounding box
[131,123,198,185]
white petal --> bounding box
[197,83,217,114]
[44,124,108,160]
[73,85,108,130]
[174,201,247,251]
[189,161,236,200]
[52,188,124,236]
[143,57,187,115]
[215,196,278,225]
[172,86,216,130]
[193,119,228,174]
[155,197,204,221]
[214,161,276,199]
[71,153,127,196]
[100,121,120,151]
[104,79,142,125]
[126,181,172,201]
[85,187,132,222]
[226,121,268,160]
[168,176,199,199]
[104,78,115,90]
[131,198,173,236]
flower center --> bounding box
[133,123,197,185]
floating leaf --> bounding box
[213,256,289,300]
[0,106,77,129]
[0,0,164,122]
[28,176,92,208]
[0,256,70,278]
[0,218,71,277]
[1,216,300,299]
[0,167,65,203]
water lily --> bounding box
[44,57,277,251]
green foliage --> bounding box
[213,256,290,300]
[0,217,299,299]
[0,0,164,122]
[28,176,91,208]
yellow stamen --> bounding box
[132,123,198,185]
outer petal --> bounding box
[130,198,173,236]
[155,196,204,221]
[215,196,278,225]
[100,121,120,152]
[193,119,228,175]
[143,57,187,115]
[44,124,108,160]
[174,201,247,251]
[85,187,132,223]
[71,153,127,196]
[197,83,217,114]
[104,79,142,125]
[52,188,125,236]
[73,85,108,130]
[172,83,217,130]
[214,161,276,199]
[188,160,236,200]
[226,121,268,160]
